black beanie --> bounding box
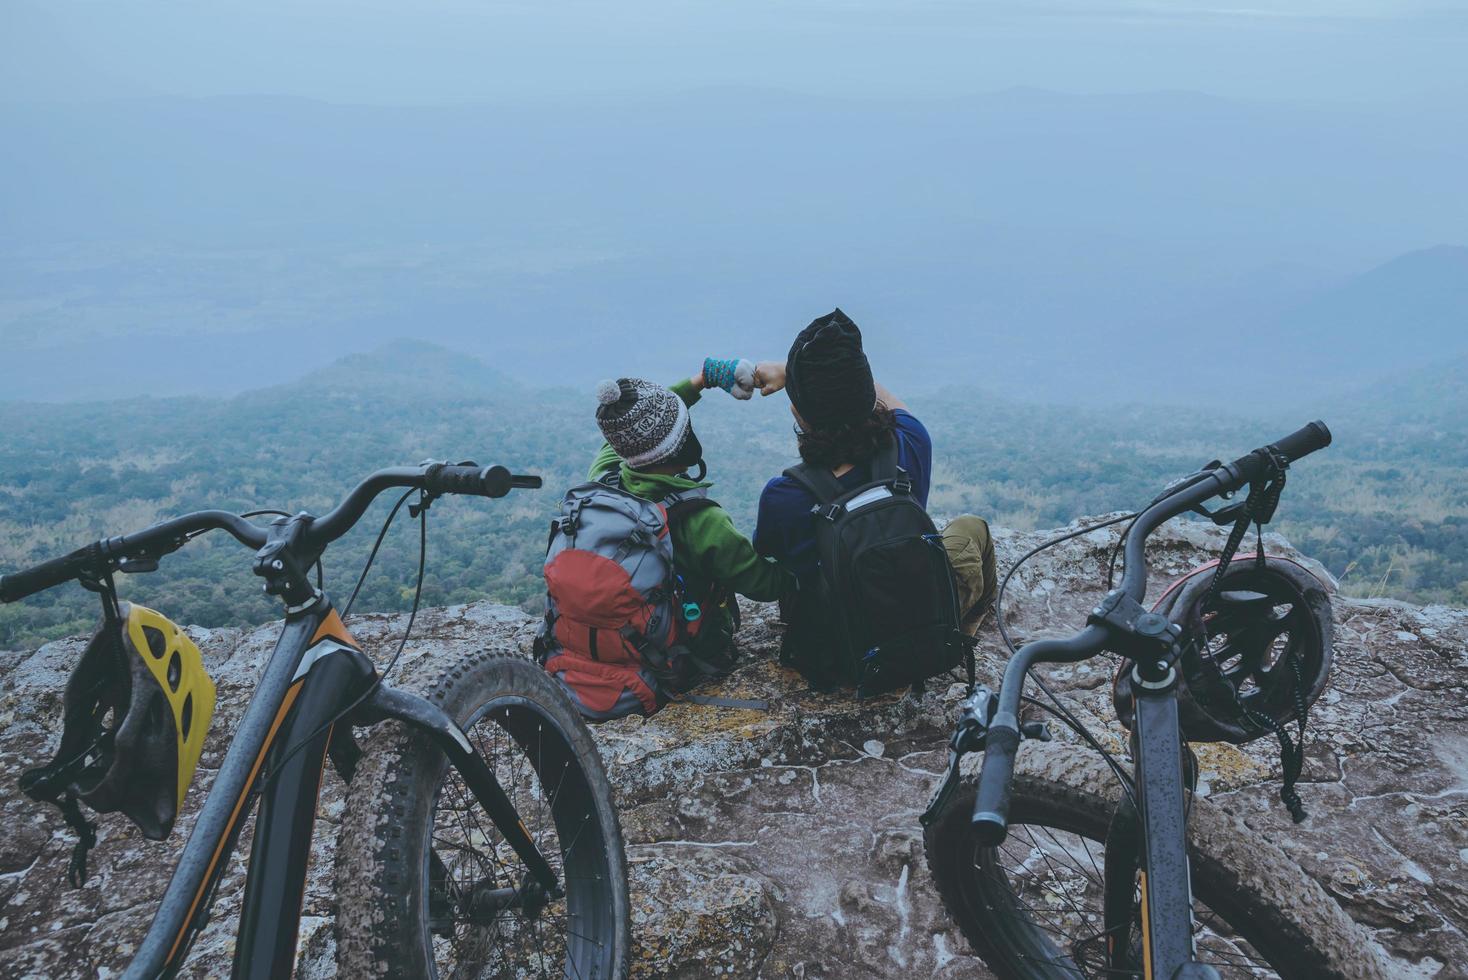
[785,308,877,431]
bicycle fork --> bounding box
[1108,671,1221,980]
[360,683,562,897]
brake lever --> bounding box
[102,528,190,574]
[921,687,1053,825]
[118,557,161,574]
[922,686,995,825]
[1151,459,1223,507]
[1021,720,1052,742]
[410,459,482,517]
[1195,498,1250,526]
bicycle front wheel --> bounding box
[922,747,1388,980]
[335,652,630,979]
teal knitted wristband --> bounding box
[703,357,740,392]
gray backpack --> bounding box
[534,472,724,720]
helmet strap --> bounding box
[1194,449,1310,822]
[79,568,123,628]
[1243,701,1309,823]
[1201,452,1288,612]
[23,573,120,889]
[19,754,103,888]
[57,792,99,888]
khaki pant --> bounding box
[940,514,997,624]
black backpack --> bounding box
[780,439,972,696]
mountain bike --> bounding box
[921,422,1388,979]
[1,462,631,980]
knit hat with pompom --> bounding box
[594,378,702,470]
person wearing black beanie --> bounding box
[756,307,902,472]
[748,308,998,642]
[784,308,877,432]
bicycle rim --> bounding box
[423,693,616,979]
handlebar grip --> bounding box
[0,543,98,603]
[1270,419,1332,463]
[424,464,542,499]
[1227,420,1332,484]
[971,721,1021,846]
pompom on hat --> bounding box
[595,378,623,406]
[595,378,703,470]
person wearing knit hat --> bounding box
[747,308,998,637]
[580,365,794,670]
[595,377,704,473]
[594,358,756,474]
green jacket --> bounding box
[588,379,795,611]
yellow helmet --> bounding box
[21,602,216,841]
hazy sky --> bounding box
[5,0,1467,106]
[4,0,1466,403]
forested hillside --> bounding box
[2,342,1463,647]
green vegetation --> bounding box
[2,343,1464,649]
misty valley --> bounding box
[2,339,1462,649]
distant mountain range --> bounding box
[289,338,519,397]
[1254,245,1468,384]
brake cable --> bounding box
[1104,516,1136,592]
[342,488,417,617]
[992,511,1141,804]
[1105,465,1220,591]
[258,488,429,790]
[993,511,1138,657]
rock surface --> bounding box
[1,519,1464,978]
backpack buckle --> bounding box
[815,503,842,521]
[893,467,913,495]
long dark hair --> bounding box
[796,406,898,468]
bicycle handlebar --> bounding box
[0,544,98,605]
[0,463,542,604]
[971,420,1331,845]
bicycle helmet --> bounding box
[22,602,216,841]
[1113,556,1333,744]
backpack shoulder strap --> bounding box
[661,486,718,528]
[870,434,900,481]
[666,496,719,530]
[782,462,847,505]
[659,484,710,509]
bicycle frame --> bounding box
[125,595,560,980]
[964,428,1337,978]
[1103,678,1210,980]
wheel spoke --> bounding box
[952,802,1281,978]
[414,687,617,980]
